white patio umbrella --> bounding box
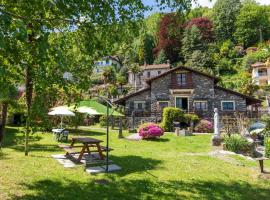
[48,106,75,128]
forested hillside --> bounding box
[103,0,270,100]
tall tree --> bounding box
[182,26,206,61]
[212,0,241,43]
[234,2,270,47]
[0,0,195,155]
[153,13,184,63]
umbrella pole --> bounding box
[106,101,109,172]
[60,116,63,129]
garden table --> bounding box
[69,137,104,163]
[52,128,64,140]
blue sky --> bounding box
[143,0,270,16]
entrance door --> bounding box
[175,97,188,111]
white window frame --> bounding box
[134,101,146,110]
[157,101,170,110]
[221,101,235,111]
[175,96,189,111]
[193,101,208,111]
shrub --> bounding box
[265,136,270,158]
[138,123,164,139]
[184,113,199,123]
[161,107,185,132]
[224,134,250,153]
[194,119,213,133]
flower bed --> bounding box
[138,123,164,139]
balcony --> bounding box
[169,83,193,89]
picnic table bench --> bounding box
[255,157,269,173]
[58,137,113,163]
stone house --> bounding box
[115,66,261,126]
[128,63,170,90]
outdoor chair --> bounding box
[58,129,69,141]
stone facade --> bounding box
[115,66,261,127]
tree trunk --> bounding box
[25,23,34,156]
[118,117,124,139]
[25,64,33,156]
[0,103,8,147]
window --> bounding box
[194,101,207,110]
[158,101,169,110]
[258,69,267,76]
[147,71,151,78]
[158,71,161,75]
[176,73,187,86]
[134,101,146,110]
[221,101,235,111]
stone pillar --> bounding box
[212,108,222,146]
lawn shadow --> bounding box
[109,155,162,176]
[10,144,60,153]
[3,127,42,148]
[13,178,270,200]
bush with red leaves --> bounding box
[186,17,214,43]
[153,13,184,63]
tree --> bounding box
[136,32,155,65]
[186,17,214,43]
[234,2,270,47]
[128,63,141,91]
[153,13,184,63]
[182,26,206,62]
[154,49,168,64]
[0,84,17,147]
[212,0,241,42]
[0,0,195,155]
[102,67,116,84]
[144,12,163,43]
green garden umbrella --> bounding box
[70,100,123,116]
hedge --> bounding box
[161,107,185,132]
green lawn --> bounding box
[1,126,270,200]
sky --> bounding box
[143,0,270,16]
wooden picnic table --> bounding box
[60,137,105,163]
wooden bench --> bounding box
[255,157,269,173]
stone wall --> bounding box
[214,88,247,116]
[123,69,248,120]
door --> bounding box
[175,97,188,111]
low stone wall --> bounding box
[126,116,159,129]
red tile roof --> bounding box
[251,62,266,68]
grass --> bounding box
[0,126,270,200]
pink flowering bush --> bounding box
[138,123,164,139]
[195,119,213,133]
